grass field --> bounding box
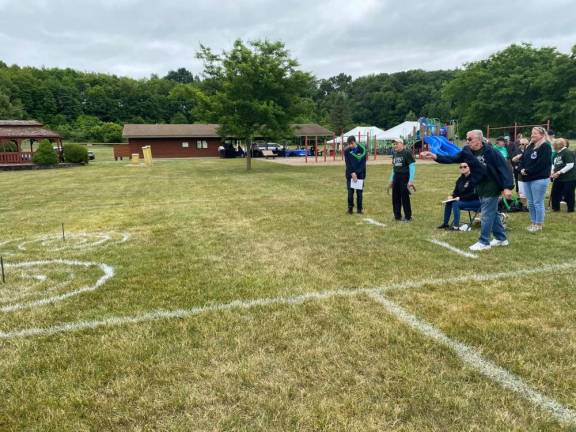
[1,147,575,431]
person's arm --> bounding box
[408,163,415,184]
[559,162,575,174]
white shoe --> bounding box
[490,239,509,247]
[469,241,491,251]
[527,225,542,233]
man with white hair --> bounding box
[422,130,513,251]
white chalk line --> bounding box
[2,260,574,339]
[0,260,115,313]
[369,292,576,426]
[430,239,478,259]
[17,232,130,252]
[2,260,575,425]
[363,218,386,227]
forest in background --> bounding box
[0,43,574,141]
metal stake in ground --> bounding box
[1,256,5,283]
[62,223,65,242]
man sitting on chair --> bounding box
[438,162,480,230]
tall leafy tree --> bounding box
[195,39,313,170]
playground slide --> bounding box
[424,135,461,157]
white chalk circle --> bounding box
[16,231,130,252]
[0,260,115,313]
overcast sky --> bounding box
[0,0,574,80]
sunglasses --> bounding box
[466,137,473,141]
[459,165,469,169]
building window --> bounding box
[196,140,208,149]
[182,142,189,148]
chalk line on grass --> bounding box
[17,232,130,252]
[363,218,386,227]
[2,260,575,425]
[430,239,478,259]
[0,260,115,313]
[369,291,576,426]
[2,260,574,338]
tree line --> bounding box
[0,42,574,142]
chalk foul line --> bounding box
[2,260,574,338]
[430,239,478,259]
[1,260,575,426]
[369,292,576,426]
[363,218,386,227]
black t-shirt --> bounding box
[392,149,414,174]
[553,148,576,182]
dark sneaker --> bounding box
[402,218,412,223]
[357,209,363,214]
[347,208,353,214]
[437,224,449,229]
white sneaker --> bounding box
[490,239,509,247]
[527,225,542,233]
[469,241,491,251]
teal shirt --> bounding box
[494,145,509,160]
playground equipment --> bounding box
[486,121,550,141]
[299,118,459,163]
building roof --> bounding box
[292,123,333,137]
[0,120,43,127]
[0,126,61,139]
[123,124,221,138]
[123,123,333,139]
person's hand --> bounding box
[351,172,358,182]
[551,172,560,179]
[447,195,453,200]
[502,188,513,200]
[420,151,436,160]
[521,169,527,176]
[512,154,522,163]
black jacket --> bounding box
[519,142,552,181]
[436,144,514,191]
[452,174,479,201]
[344,145,367,179]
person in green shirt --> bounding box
[550,138,575,212]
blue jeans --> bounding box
[443,199,481,226]
[524,178,549,224]
[479,196,506,245]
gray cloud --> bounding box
[0,0,574,79]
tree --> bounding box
[329,92,352,135]
[164,68,197,84]
[443,43,576,135]
[0,89,24,118]
[195,39,313,170]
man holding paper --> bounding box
[389,138,416,222]
[344,135,367,214]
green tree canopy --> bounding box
[195,39,315,169]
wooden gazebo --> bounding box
[0,120,62,164]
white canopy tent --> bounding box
[378,121,420,141]
[326,126,386,144]
[327,122,419,144]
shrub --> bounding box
[63,143,88,163]
[32,140,58,165]
[0,141,17,152]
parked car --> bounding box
[278,147,312,157]
[259,143,282,151]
